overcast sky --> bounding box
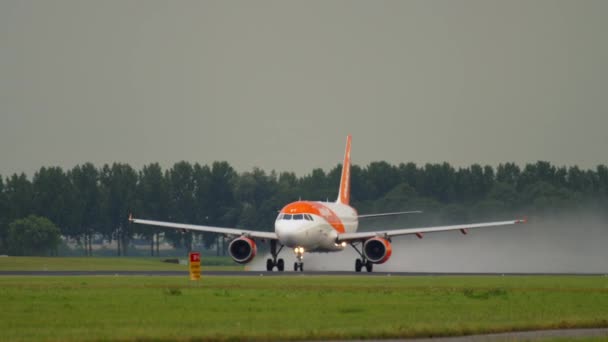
[1,0,607,177]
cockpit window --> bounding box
[280,214,314,220]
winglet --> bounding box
[516,216,528,224]
[128,213,134,222]
[337,135,352,205]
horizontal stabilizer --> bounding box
[358,210,422,219]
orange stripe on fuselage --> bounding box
[280,201,345,233]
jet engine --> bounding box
[363,237,392,264]
[228,237,257,264]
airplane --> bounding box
[129,135,526,272]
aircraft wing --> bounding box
[336,218,526,242]
[129,216,278,240]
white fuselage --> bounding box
[274,201,358,252]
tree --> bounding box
[372,183,419,213]
[70,163,100,256]
[32,167,75,236]
[398,162,420,192]
[420,163,456,202]
[487,182,519,210]
[299,168,331,201]
[208,162,238,255]
[466,164,493,201]
[99,163,137,256]
[274,171,299,204]
[0,176,8,253]
[5,173,33,221]
[192,164,217,250]
[365,161,400,199]
[517,161,559,191]
[166,161,196,251]
[597,165,608,198]
[496,163,520,187]
[209,161,238,227]
[535,161,557,184]
[234,168,279,232]
[567,166,596,195]
[349,164,367,203]
[136,163,169,256]
[7,215,61,256]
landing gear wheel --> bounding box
[294,262,298,271]
[293,262,303,272]
[268,241,285,272]
[355,258,363,272]
[365,260,373,272]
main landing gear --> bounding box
[266,240,285,271]
[293,247,304,272]
[351,243,373,272]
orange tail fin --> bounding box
[337,135,352,204]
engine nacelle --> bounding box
[228,237,257,264]
[363,237,392,264]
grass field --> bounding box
[0,256,242,271]
[1,275,607,341]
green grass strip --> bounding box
[1,275,607,341]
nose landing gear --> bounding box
[293,247,304,272]
[266,240,285,271]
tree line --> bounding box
[0,160,606,256]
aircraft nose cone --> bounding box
[275,222,303,247]
[282,235,297,247]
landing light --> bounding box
[293,247,304,253]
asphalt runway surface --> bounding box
[381,328,608,341]
[1,270,606,276]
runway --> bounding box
[1,270,606,276]
[376,328,608,341]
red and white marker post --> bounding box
[189,252,201,281]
